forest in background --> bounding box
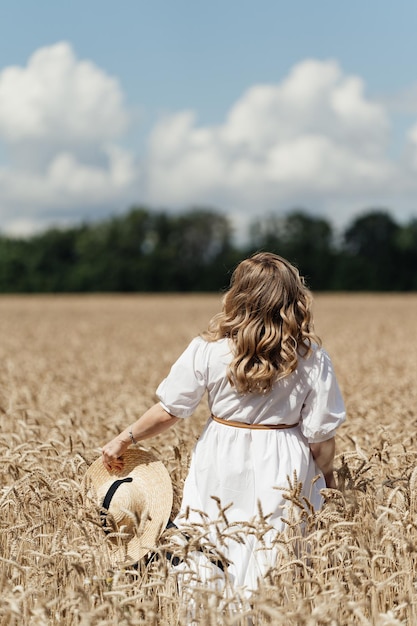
[0,206,416,292]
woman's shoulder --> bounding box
[189,335,232,361]
[186,335,229,352]
[190,335,229,345]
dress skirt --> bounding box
[173,417,325,592]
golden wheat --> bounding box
[0,293,416,625]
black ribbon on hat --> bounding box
[99,479,226,573]
[100,477,133,534]
[146,520,226,572]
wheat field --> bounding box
[1,293,417,625]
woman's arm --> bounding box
[101,403,180,471]
[309,437,336,488]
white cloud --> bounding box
[47,146,136,196]
[0,146,138,226]
[145,59,402,227]
[222,60,388,155]
[382,84,417,116]
[1,49,417,238]
[0,43,139,234]
[0,42,127,145]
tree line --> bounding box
[0,206,416,292]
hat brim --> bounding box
[83,447,173,566]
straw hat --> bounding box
[83,447,173,566]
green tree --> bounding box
[146,208,238,291]
[247,210,336,290]
[1,205,416,293]
[73,208,153,291]
[341,210,400,290]
[24,228,80,292]
[0,237,32,292]
[395,218,417,290]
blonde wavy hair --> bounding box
[204,252,321,394]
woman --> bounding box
[102,252,346,591]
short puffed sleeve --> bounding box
[156,336,208,418]
[300,348,346,443]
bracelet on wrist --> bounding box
[128,428,137,445]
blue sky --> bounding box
[1,0,417,238]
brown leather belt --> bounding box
[211,414,299,430]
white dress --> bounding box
[156,337,345,592]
